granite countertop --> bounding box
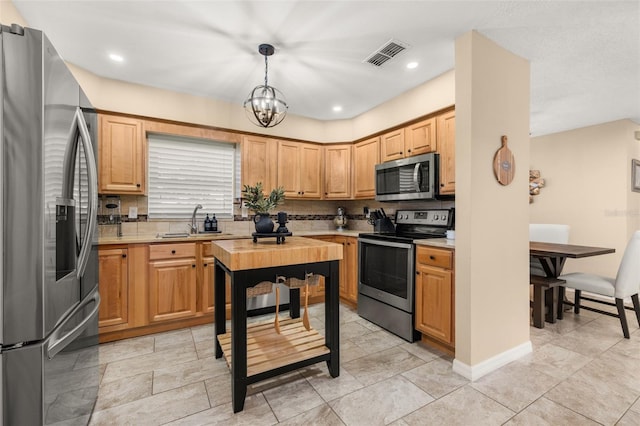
[98,229,363,245]
[414,238,455,249]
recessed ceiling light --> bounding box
[332,105,343,112]
[109,53,124,63]
[406,62,418,69]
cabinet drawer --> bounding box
[416,246,453,269]
[149,243,196,260]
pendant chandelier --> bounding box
[243,43,288,128]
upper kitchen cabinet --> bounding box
[241,135,278,192]
[381,118,437,163]
[277,141,323,199]
[380,128,406,162]
[406,117,437,157]
[437,110,456,195]
[323,144,351,199]
[99,114,146,194]
[353,136,380,199]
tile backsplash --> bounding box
[98,194,454,238]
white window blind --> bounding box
[148,134,236,219]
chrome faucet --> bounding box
[190,204,203,234]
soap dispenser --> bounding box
[204,214,212,232]
[211,214,218,232]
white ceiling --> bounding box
[12,0,640,136]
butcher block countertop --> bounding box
[211,236,343,271]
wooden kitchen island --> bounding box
[211,237,343,413]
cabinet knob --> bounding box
[430,255,435,260]
[441,183,445,187]
[408,149,411,153]
[192,264,196,268]
[204,263,207,267]
[325,192,328,195]
[416,271,420,275]
[122,254,127,258]
[136,183,141,187]
[171,250,176,254]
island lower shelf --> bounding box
[217,317,330,377]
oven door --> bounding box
[358,237,415,312]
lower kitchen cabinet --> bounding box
[148,243,198,323]
[415,245,455,352]
[334,235,358,305]
[98,247,129,328]
[308,235,358,306]
[98,241,218,343]
[201,243,231,316]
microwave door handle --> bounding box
[63,108,98,279]
[413,163,422,191]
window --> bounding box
[148,134,236,219]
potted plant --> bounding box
[241,182,285,233]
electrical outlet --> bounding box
[363,206,370,219]
[128,206,138,219]
[241,202,248,218]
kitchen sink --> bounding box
[157,232,190,238]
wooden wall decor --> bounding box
[493,135,515,185]
[529,169,545,203]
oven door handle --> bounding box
[358,237,414,250]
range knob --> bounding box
[434,214,439,220]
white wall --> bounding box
[530,119,640,276]
[0,0,27,26]
[68,63,455,144]
[454,31,531,377]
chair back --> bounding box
[529,224,570,243]
[530,224,570,276]
[615,230,640,298]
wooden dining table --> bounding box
[529,241,615,327]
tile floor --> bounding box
[89,303,640,425]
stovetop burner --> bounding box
[359,208,454,242]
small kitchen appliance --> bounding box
[333,207,348,231]
[375,152,439,201]
[358,208,454,342]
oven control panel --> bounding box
[395,209,452,226]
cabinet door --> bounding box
[98,248,128,327]
[381,128,405,162]
[406,117,436,156]
[242,135,277,191]
[353,137,380,199]
[345,237,359,305]
[277,141,301,198]
[201,257,232,317]
[149,259,197,323]
[415,264,453,345]
[336,236,358,305]
[437,110,456,195]
[324,145,351,199]
[299,143,323,198]
[99,114,145,194]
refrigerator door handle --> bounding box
[63,107,98,279]
[46,287,100,360]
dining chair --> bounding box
[559,230,640,338]
[529,224,570,275]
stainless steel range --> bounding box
[357,208,454,342]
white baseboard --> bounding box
[452,341,533,381]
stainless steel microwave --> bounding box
[375,153,439,201]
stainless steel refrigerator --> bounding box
[0,24,100,425]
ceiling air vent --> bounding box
[363,39,410,67]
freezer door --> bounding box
[1,287,99,425]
